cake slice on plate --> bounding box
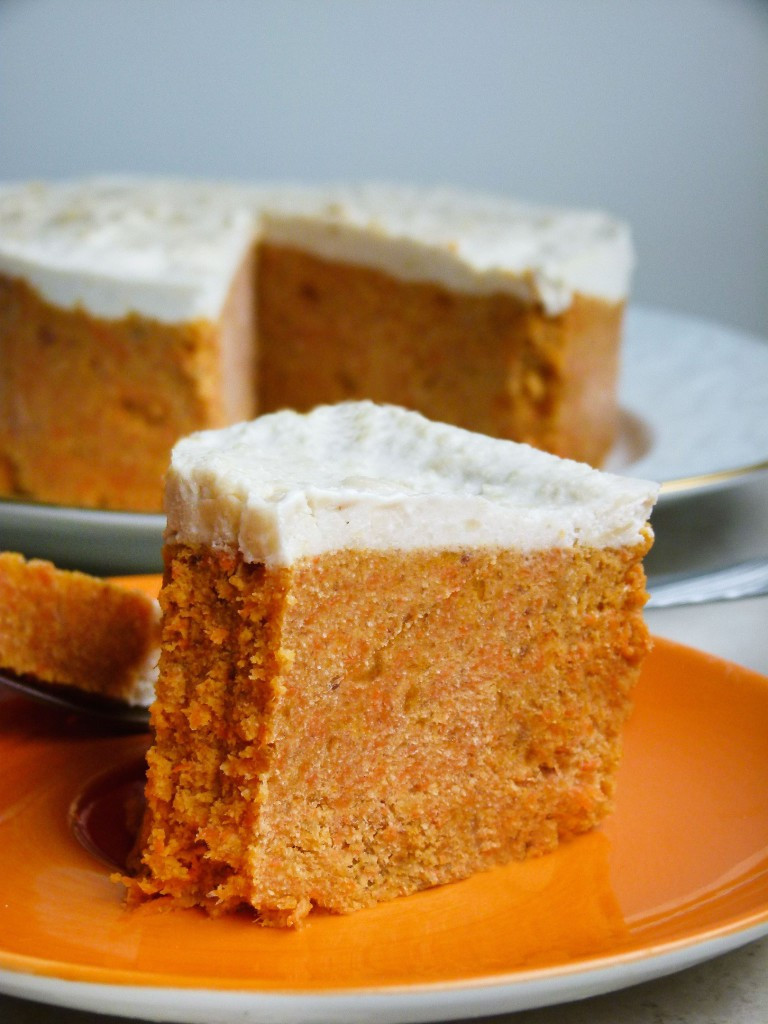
[127,401,657,926]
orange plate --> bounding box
[0,578,767,1022]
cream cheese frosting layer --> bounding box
[0,178,255,323]
[164,402,658,567]
[259,183,634,315]
[0,178,633,323]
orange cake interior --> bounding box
[258,245,623,467]
[129,538,651,926]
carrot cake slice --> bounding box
[0,551,159,705]
[127,401,657,926]
[0,179,633,512]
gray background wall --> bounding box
[1,0,766,336]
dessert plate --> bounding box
[604,305,768,491]
[1,304,767,575]
[0,628,767,1024]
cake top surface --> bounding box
[165,402,658,566]
[0,178,633,321]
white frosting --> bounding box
[164,402,658,567]
[0,178,633,322]
[259,183,634,314]
[0,179,256,322]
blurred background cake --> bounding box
[0,178,632,511]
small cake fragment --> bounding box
[127,401,658,925]
[0,551,159,705]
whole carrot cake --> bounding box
[0,179,634,510]
[0,551,159,705]
[127,401,657,926]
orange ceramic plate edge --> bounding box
[1,909,768,996]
